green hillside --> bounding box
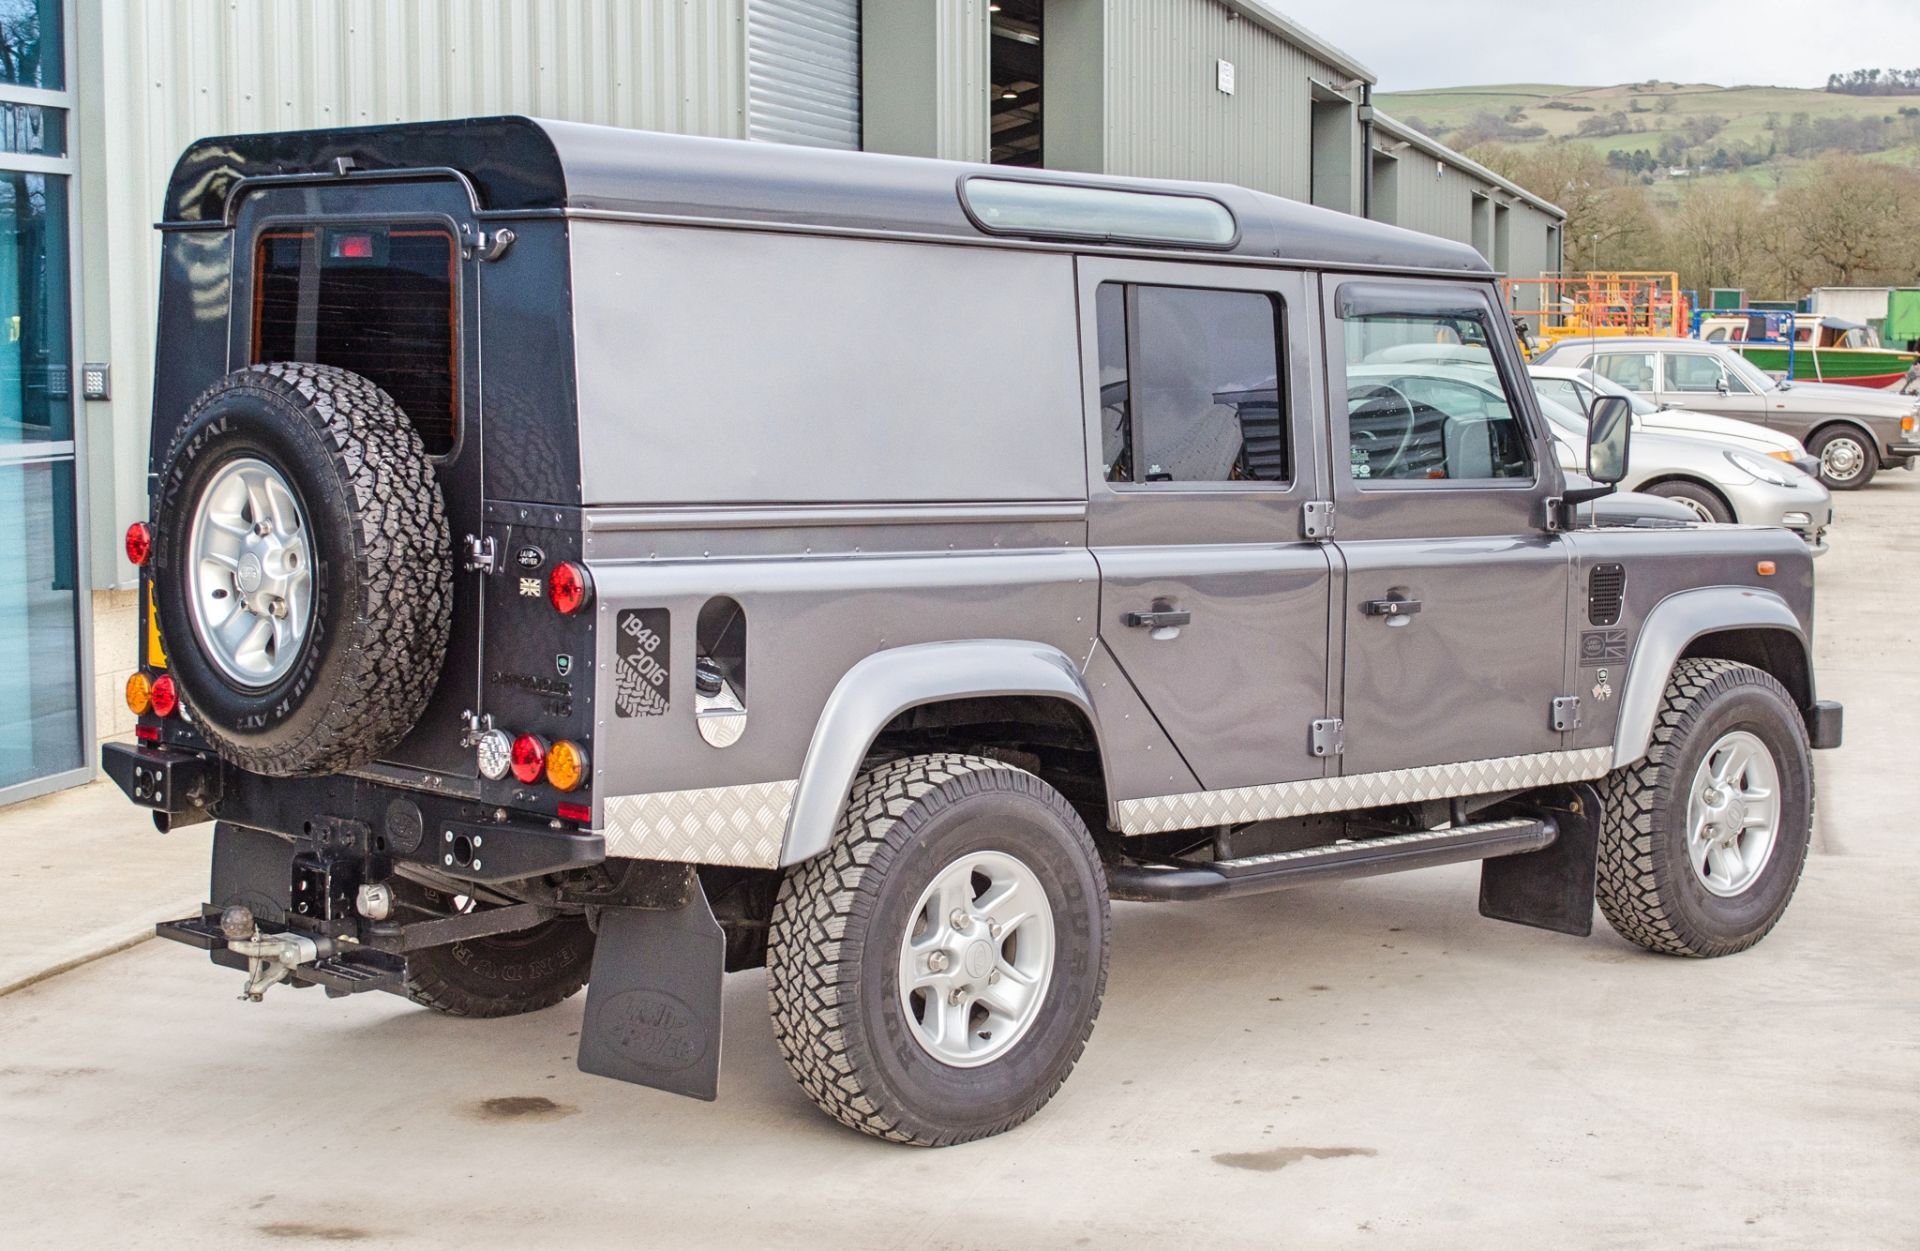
[1377,80,1920,201]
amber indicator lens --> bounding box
[548,561,592,615]
[125,671,153,715]
[149,674,179,718]
[546,740,589,792]
[125,522,152,566]
[1756,560,1776,576]
[510,733,547,784]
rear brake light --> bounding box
[546,740,588,792]
[125,671,153,715]
[510,733,547,785]
[556,801,592,824]
[548,561,592,615]
[149,674,179,718]
[330,232,375,260]
[125,522,151,566]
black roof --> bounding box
[164,115,1489,274]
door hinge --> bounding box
[1309,718,1344,758]
[1301,499,1335,541]
[1551,696,1583,732]
[463,533,499,574]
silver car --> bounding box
[1532,386,1832,553]
[1535,335,1920,490]
[1355,355,1832,549]
[1529,365,1818,477]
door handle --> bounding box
[1361,597,1422,619]
[1123,608,1192,629]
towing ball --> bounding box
[220,905,256,942]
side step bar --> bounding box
[1108,817,1558,903]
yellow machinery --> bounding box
[1503,272,1691,356]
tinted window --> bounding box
[254,225,459,454]
[1097,282,1286,485]
[1592,352,1656,392]
[1343,311,1531,482]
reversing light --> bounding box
[510,733,547,785]
[548,561,592,615]
[546,740,589,792]
[125,522,152,566]
[475,729,514,781]
[125,672,153,716]
[150,674,179,718]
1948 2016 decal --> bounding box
[614,609,670,718]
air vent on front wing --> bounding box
[1588,563,1626,626]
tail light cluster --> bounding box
[127,671,177,719]
[475,727,590,795]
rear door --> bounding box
[1080,258,1334,792]
[232,180,483,777]
[1322,277,1570,777]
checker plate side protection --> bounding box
[1114,748,1615,835]
[603,780,796,866]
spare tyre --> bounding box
[150,363,452,776]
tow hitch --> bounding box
[217,905,335,1001]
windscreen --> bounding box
[252,224,459,454]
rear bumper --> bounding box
[101,741,605,885]
[1806,700,1844,750]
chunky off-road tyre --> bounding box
[1594,658,1814,957]
[397,881,594,1018]
[1808,425,1875,490]
[150,364,451,776]
[767,754,1110,1146]
[1645,479,1734,524]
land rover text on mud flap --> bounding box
[105,118,1844,1146]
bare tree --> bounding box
[1768,156,1920,288]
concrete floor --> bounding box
[2,478,1917,1250]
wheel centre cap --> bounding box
[963,939,994,980]
[236,552,264,594]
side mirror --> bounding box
[1586,395,1633,484]
[1716,377,1730,396]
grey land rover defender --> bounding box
[105,117,1843,1146]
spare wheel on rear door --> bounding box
[149,363,452,776]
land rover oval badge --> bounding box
[515,543,544,570]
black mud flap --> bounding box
[1477,783,1601,937]
[577,882,726,1102]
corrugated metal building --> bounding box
[2,0,1563,801]
[1368,111,1564,290]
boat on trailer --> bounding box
[1696,310,1918,389]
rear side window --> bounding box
[252,225,459,455]
[1096,282,1287,485]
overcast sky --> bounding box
[1274,0,1920,92]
